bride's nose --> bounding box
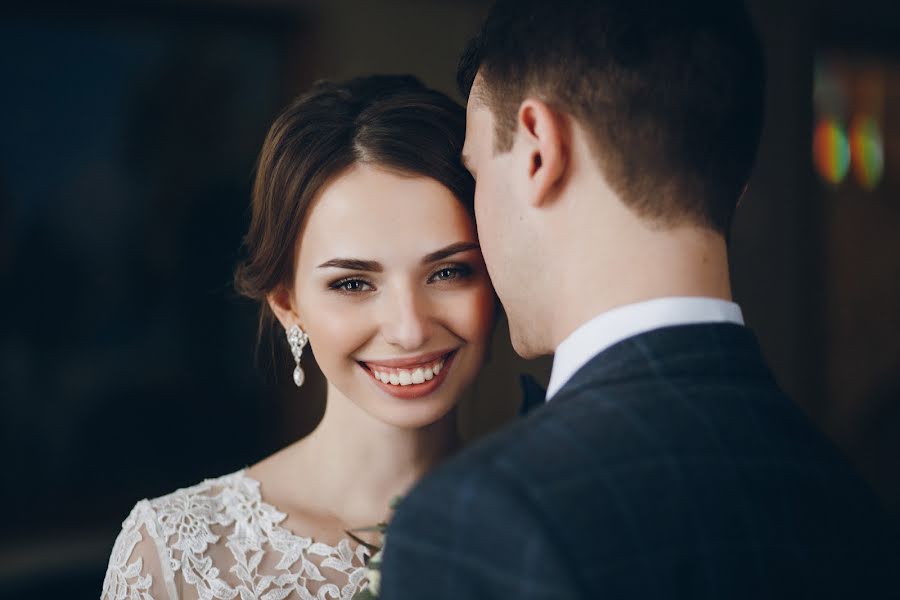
[379,285,431,351]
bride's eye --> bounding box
[330,278,373,293]
[428,264,472,283]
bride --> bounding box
[101,74,497,600]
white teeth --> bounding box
[369,356,448,386]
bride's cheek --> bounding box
[306,300,374,364]
[455,284,497,349]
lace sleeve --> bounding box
[101,500,177,600]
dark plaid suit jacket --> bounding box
[381,323,900,599]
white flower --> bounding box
[367,569,381,596]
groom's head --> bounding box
[459,0,765,357]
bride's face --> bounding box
[289,163,495,429]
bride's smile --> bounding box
[358,348,458,399]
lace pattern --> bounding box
[101,470,371,600]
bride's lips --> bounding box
[357,349,458,400]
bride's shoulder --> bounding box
[146,469,255,509]
[115,469,268,547]
[139,469,271,532]
[102,470,266,600]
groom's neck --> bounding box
[543,218,733,351]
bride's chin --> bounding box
[358,393,459,431]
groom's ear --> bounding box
[516,98,568,208]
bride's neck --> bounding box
[290,382,460,521]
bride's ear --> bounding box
[266,285,302,331]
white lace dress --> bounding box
[100,470,372,600]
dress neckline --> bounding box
[233,468,372,560]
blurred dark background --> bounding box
[1,1,898,598]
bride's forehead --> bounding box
[315,164,458,211]
[304,168,471,230]
[298,168,475,263]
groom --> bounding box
[381,1,899,598]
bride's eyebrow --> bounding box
[316,242,479,271]
[317,258,382,272]
[422,242,480,264]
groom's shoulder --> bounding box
[393,374,900,597]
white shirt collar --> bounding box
[545,297,745,400]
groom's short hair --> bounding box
[458,0,765,234]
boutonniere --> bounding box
[347,497,401,599]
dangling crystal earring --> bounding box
[286,324,309,387]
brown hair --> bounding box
[458,0,765,234]
[234,75,474,363]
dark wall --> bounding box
[0,3,315,597]
[739,0,900,518]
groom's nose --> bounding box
[379,285,431,351]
